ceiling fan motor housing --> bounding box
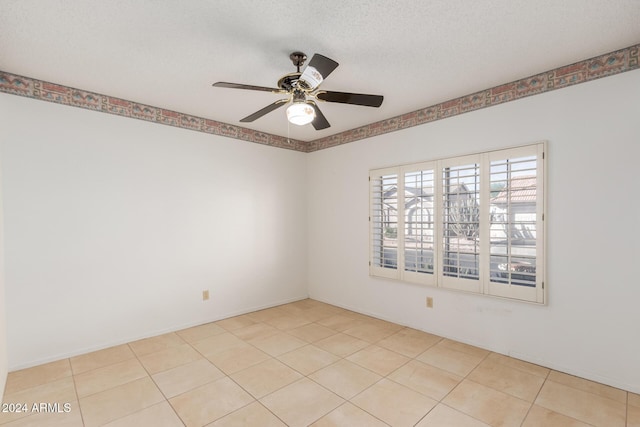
[277,73,302,91]
[291,89,306,103]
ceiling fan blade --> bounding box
[213,82,284,94]
[299,54,339,89]
[240,99,289,122]
[316,90,383,107]
[308,101,330,130]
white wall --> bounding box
[308,69,640,393]
[0,130,7,400]
[0,94,308,370]
[2,69,639,394]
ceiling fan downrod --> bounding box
[289,51,307,73]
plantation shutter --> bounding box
[370,168,400,279]
[402,163,437,285]
[439,155,483,293]
[369,142,546,304]
[486,144,545,303]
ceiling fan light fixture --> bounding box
[286,102,315,126]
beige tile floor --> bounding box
[1,299,638,427]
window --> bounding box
[369,143,545,303]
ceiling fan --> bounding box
[212,52,383,130]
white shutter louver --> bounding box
[403,166,436,285]
[370,169,400,279]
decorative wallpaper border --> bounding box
[1,43,638,153]
[0,73,307,152]
[307,43,639,152]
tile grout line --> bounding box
[517,365,548,427]
[626,391,629,427]
[172,315,339,426]
[430,350,493,426]
[129,342,187,427]
[229,315,335,426]
[69,358,88,427]
[258,312,397,426]
[272,311,486,426]
[144,329,254,426]
[3,299,633,426]
[312,320,434,426]
[248,317,351,426]
[303,342,388,426]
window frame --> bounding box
[369,142,546,304]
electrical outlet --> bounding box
[202,290,210,301]
[426,297,433,308]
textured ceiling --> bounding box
[1,0,639,142]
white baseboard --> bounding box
[8,294,309,372]
[307,295,639,394]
